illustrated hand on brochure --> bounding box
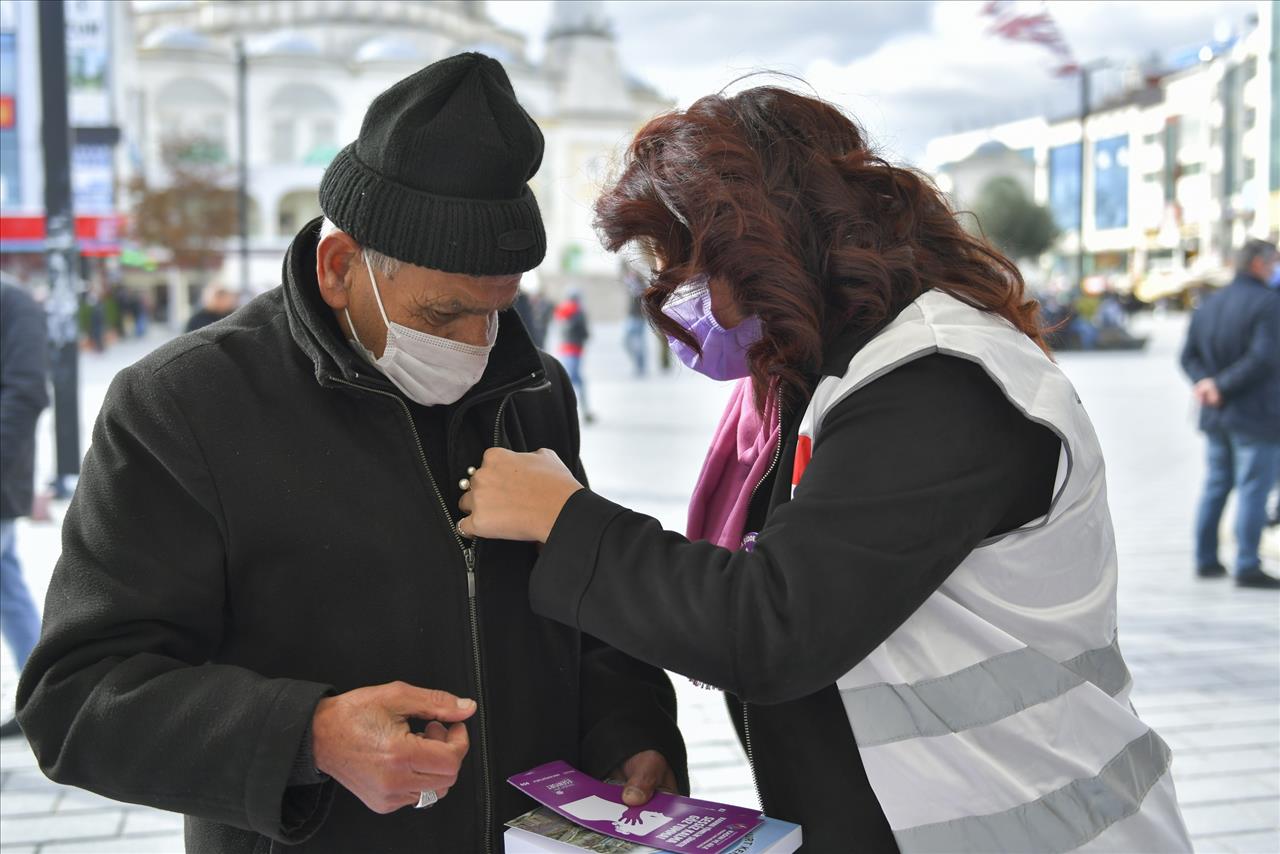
[508,760,770,854]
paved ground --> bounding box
[1,310,1277,852]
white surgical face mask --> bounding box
[345,253,497,406]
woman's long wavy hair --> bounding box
[594,86,1048,408]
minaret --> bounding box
[543,0,630,116]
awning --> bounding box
[0,213,127,257]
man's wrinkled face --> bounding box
[316,231,521,358]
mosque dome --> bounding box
[141,26,218,52]
[354,36,428,64]
[250,30,322,57]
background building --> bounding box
[0,0,131,283]
[126,0,670,325]
[927,3,1276,302]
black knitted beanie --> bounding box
[318,52,545,276]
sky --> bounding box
[487,0,1262,166]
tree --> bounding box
[128,136,238,272]
[971,175,1059,261]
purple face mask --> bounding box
[661,281,763,381]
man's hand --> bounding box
[1193,378,1223,408]
[311,681,475,814]
[457,448,584,543]
[610,750,678,807]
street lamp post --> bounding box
[38,0,81,497]
[236,38,249,294]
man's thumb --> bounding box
[389,684,476,722]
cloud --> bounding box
[795,0,1258,164]
[488,0,1259,166]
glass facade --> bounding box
[1094,135,1129,231]
[1049,142,1081,231]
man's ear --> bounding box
[316,231,361,310]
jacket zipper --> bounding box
[746,401,784,509]
[465,395,512,854]
[741,398,783,810]
[463,544,492,854]
[327,375,499,853]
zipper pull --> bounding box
[464,546,477,598]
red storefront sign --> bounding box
[0,95,14,130]
[0,213,126,257]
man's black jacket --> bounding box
[1181,272,1280,442]
[17,220,686,853]
[1,283,49,520]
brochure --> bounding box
[507,761,765,854]
[504,807,803,854]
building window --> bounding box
[270,119,295,163]
[1243,56,1257,80]
[1179,162,1203,177]
[1243,158,1256,181]
[201,113,228,161]
[1048,143,1081,231]
[1244,107,1257,130]
[1093,136,1129,231]
[312,118,336,150]
[278,207,297,235]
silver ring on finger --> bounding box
[415,789,439,809]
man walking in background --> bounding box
[1181,239,1280,589]
[184,281,239,332]
[0,281,49,739]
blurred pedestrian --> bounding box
[513,270,551,348]
[15,53,684,853]
[555,288,594,422]
[0,282,50,739]
[1180,238,1280,588]
[132,290,151,338]
[622,263,648,377]
[185,281,238,332]
[85,287,106,353]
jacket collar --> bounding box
[282,216,545,399]
[1233,272,1269,289]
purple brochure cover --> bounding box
[508,761,763,854]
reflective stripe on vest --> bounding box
[796,290,1191,852]
[841,634,1132,747]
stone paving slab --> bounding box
[38,834,185,854]
[2,313,1277,851]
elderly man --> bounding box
[17,53,685,853]
[1181,238,1280,589]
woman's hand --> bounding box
[457,448,584,543]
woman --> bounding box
[458,88,1191,853]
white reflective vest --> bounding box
[793,290,1192,853]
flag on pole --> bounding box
[981,1,1079,76]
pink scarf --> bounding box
[686,379,781,550]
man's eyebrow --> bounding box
[413,296,490,316]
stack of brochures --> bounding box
[504,761,802,854]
